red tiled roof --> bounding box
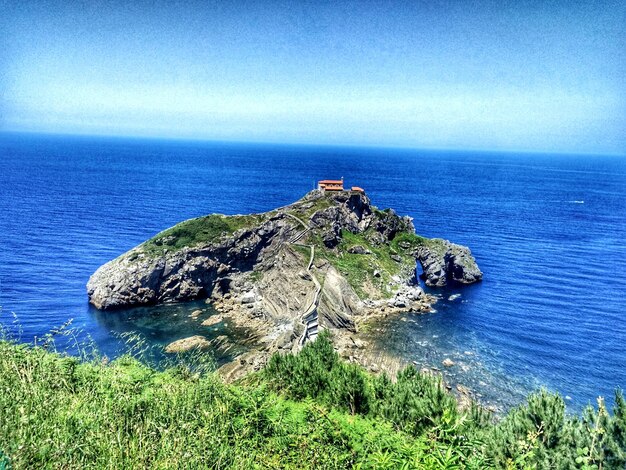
[318,179,343,184]
[351,186,364,192]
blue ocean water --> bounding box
[1,132,625,411]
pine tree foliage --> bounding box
[484,389,626,469]
[266,332,626,469]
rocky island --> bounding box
[87,189,482,378]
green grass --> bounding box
[290,244,312,259]
[139,214,264,256]
[315,230,416,299]
[288,196,432,300]
[249,269,263,283]
[287,193,336,220]
[389,231,429,253]
[314,230,447,299]
[0,340,413,469]
[2,331,625,469]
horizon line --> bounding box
[2,129,625,158]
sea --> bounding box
[1,132,625,413]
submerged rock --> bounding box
[201,315,223,327]
[165,335,211,353]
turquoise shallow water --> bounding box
[1,132,625,411]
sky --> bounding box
[1,0,625,154]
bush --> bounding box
[485,389,626,469]
[266,333,626,469]
[265,332,465,436]
[328,362,370,415]
[370,366,460,436]
[264,330,340,400]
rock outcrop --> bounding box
[87,215,286,310]
[164,335,211,353]
[87,189,482,377]
[415,239,483,287]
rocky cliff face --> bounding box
[87,190,481,377]
[415,240,483,287]
[87,215,287,310]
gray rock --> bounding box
[240,291,257,304]
[348,245,371,255]
[394,299,406,308]
[275,331,296,350]
[415,239,482,287]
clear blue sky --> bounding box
[1,0,624,154]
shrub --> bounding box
[265,332,479,439]
[485,389,626,469]
[328,362,370,415]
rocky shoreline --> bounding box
[87,190,482,380]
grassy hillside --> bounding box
[139,213,265,257]
[315,230,425,299]
[1,332,625,469]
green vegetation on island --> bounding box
[314,229,423,299]
[139,213,266,257]
[1,331,625,469]
[132,191,427,274]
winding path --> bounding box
[285,213,322,347]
